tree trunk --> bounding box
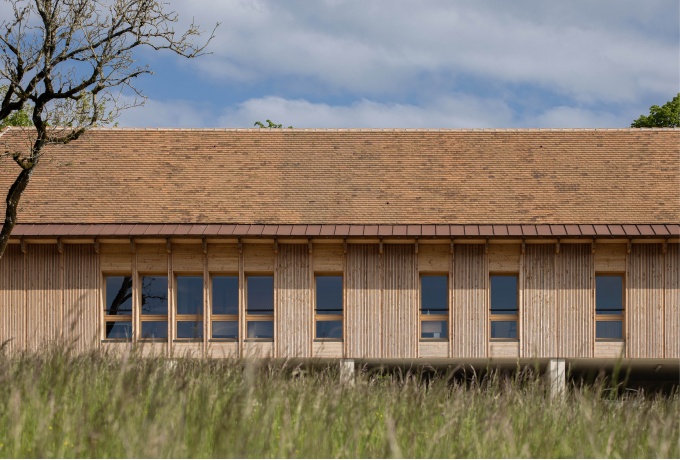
[0,167,33,259]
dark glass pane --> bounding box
[141,321,167,339]
[177,321,203,339]
[596,321,623,339]
[247,276,273,315]
[141,276,168,315]
[490,276,518,313]
[316,320,342,339]
[491,320,517,339]
[105,276,133,315]
[316,276,343,314]
[105,321,132,340]
[421,320,448,339]
[212,321,238,339]
[596,276,623,314]
[247,320,273,339]
[421,276,448,314]
[213,276,239,315]
[177,276,203,315]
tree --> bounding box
[631,93,680,128]
[0,0,216,259]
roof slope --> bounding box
[1,128,678,225]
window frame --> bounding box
[314,272,344,341]
[138,273,169,342]
[102,273,134,342]
[174,273,204,342]
[419,273,449,341]
[210,273,239,342]
[489,273,519,341]
[245,273,274,341]
[595,273,625,341]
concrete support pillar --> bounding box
[547,358,566,398]
[340,359,355,384]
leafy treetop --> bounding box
[254,119,293,129]
[631,93,680,128]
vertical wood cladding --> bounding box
[26,244,62,350]
[345,244,382,358]
[276,244,312,358]
[521,244,557,358]
[664,244,679,358]
[382,244,417,359]
[557,244,594,357]
[63,245,99,352]
[0,245,25,352]
[452,244,488,358]
[0,240,677,360]
[628,244,664,358]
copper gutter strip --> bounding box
[11,223,680,238]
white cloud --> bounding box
[173,0,679,103]
[114,98,212,128]
[113,93,635,129]
[217,95,513,128]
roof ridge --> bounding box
[77,127,680,132]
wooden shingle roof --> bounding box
[1,128,678,233]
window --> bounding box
[140,275,168,340]
[104,276,133,340]
[420,275,448,339]
[490,275,518,340]
[596,275,624,340]
[212,275,239,340]
[246,275,274,340]
[176,276,203,340]
[315,275,343,340]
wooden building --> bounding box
[0,127,678,381]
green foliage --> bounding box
[254,119,293,129]
[0,86,33,129]
[0,348,677,458]
[631,93,680,128]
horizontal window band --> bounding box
[316,315,343,320]
[490,314,518,320]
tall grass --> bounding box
[0,347,677,458]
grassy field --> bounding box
[0,347,677,458]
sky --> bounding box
[7,0,680,128]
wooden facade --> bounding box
[0,128,678,368]
[3,240,677,361]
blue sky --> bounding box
[82,1,680,128]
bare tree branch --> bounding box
[0,0,217,258]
